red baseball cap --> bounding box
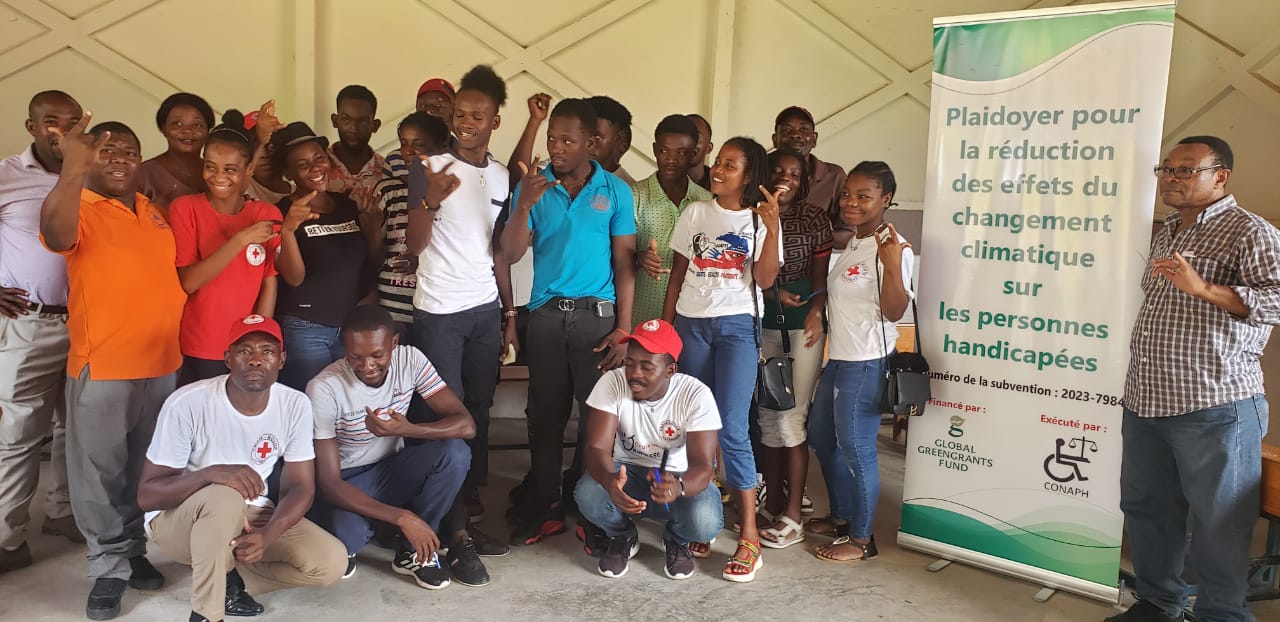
[416,78,456,100]
[227,314,283,350]
[623,319,683,360]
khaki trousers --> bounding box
[149,484,346,620]
[0,312,72,549]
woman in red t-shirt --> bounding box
[170,110,283,385]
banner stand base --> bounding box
[899,531,1122,604]
[927,559,952,572]
[1033,587,1057,603]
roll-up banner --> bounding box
[900,0,1175,603]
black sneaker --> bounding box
[445,538,490,587]
[510,503,567,546]
[127,555,164,590]
[597,532,639,579]
[86,577,127,621]
[663,539,695,580]
[575,519,610,558]
[224,569,264,617]
[392,544,450,590]
[1104,600,1184,622]
[190,613,211,622]
[342,555,356,579]
[0,542,32,574]
[466,523,510,557]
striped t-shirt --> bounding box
[374,160,415,323]
[306,345,446,469]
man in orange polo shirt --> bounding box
[40,113,186,621]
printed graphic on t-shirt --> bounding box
[250,433,281,466]
[303,221,360,237]
[841,261,872,283]
[690,231,749,277]
[245,243,267,266]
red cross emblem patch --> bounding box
[250,433,281,466]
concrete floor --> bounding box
[3,382,1278,621]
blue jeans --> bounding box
[279,315,344,390]
[674,314,758,491]
[807,357,887,540]
[574,464,723,544]
[309,440,470,555]
[1120,397,1268,622]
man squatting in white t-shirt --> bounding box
[138,315,347,622]
[574,319,724,580]
[305,305,474,590]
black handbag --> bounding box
[756,284,797,411]
[752,214,796,411]
[874,253,930,417]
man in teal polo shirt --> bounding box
[500,98,636,546]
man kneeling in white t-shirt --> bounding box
[306,305,474,590]
[139,315,347,622]
[575,319,724,580]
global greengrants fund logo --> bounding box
[948,415,966,438]
[917,438,993,472]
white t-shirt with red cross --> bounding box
[144,376,315,527]
[585,368,721,472]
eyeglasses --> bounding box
[1152,165,1224,179]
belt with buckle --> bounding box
[26,301,68,315]
[552,297,596,312]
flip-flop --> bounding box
[760,515,806,549]
[814,535,878,563]
[689,538,716,559]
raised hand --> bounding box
[527,93,551,122]
[282,190,320,233]
[874,222,911,268]
[235,220,281,247]
[641,238,669,280]
[751,185,782,231]
[515,156,558,211]
[351,186,383,221]
[421,157,460,210]
[48,111,103,173]
[253,100,281,146]
[1151,251,1206,297]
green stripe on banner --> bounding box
[934,7,1173,81]
[902,504,1120,585]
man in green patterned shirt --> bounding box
[632,115,713,325]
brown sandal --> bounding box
[815,535,877,562]
[803,516,849,537]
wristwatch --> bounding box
[503,308,519,318]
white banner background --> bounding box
[899,1,1175,603]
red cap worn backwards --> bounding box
[622,319,683,360]
[227,315,283,350]
[416,78,456,100]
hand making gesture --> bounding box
[282,190,320,233]
[421,157,460,210]
[515,156,558,211]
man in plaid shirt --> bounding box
[1111,136,1280,622]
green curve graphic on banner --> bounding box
[933,7,1173,82]
[902,504,1120,585]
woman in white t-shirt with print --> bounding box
[661,137,781,583]
[806,161,913,563]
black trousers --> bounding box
[413,303,502,537]
[523,299,612,510]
